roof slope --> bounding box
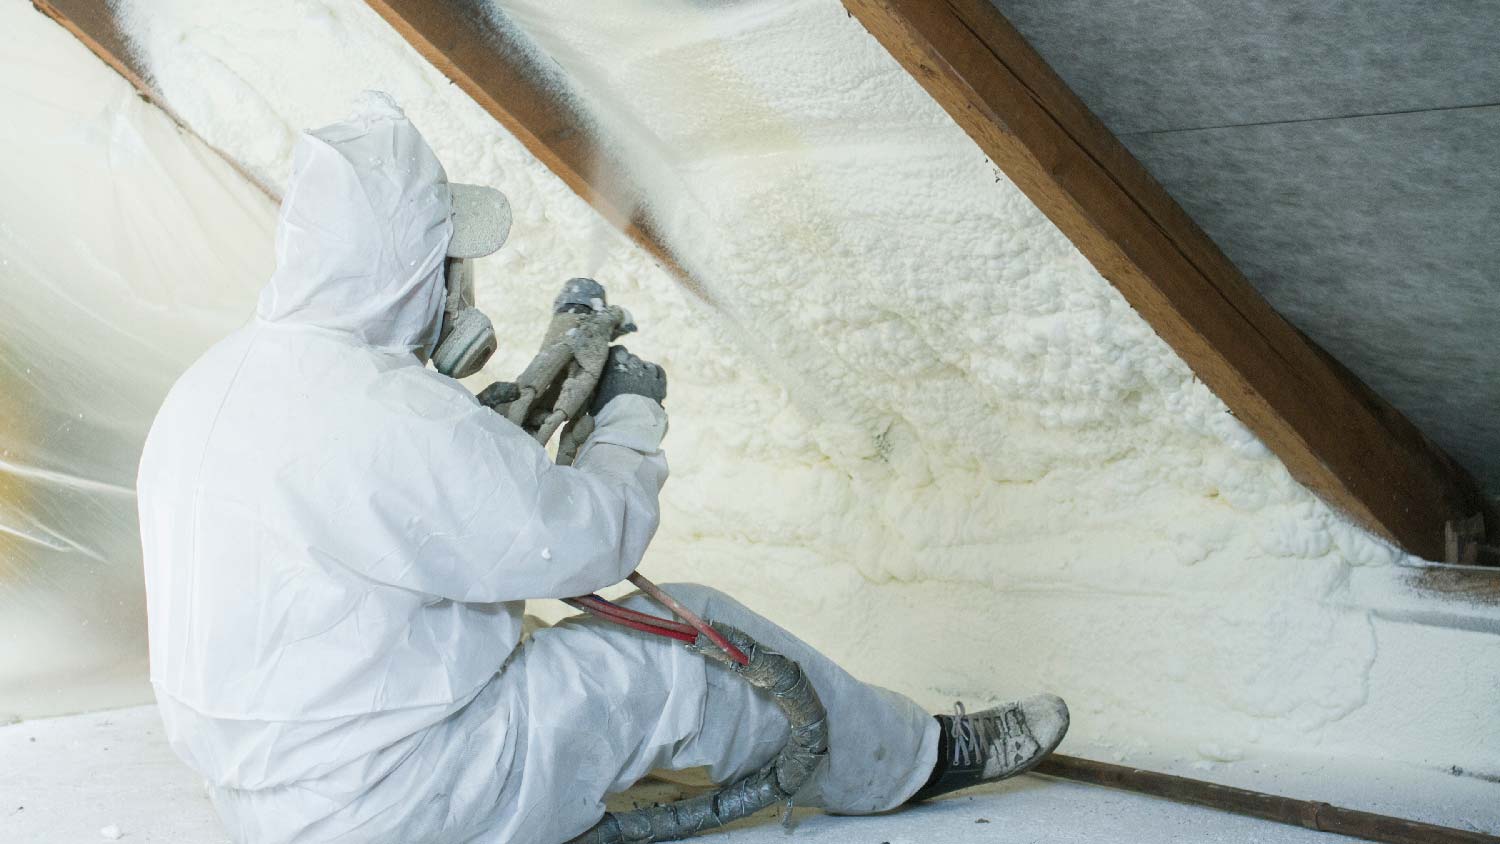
[992,0,1500,494]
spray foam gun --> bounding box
[476,278,748,665]
[478,280,829,843]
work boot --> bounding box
[909,694,1069,802]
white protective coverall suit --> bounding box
[137,95,939,844]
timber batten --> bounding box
[362,0,702,299]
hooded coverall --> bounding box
[136,97,938,844]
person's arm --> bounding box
[508,394,669,599]
[354,373,667,603]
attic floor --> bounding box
[1,705,1367,844]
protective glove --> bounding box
[590,346,667,414]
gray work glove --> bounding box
[589,346,667,414]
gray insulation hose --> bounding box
[567,624,830,844]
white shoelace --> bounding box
[949,701,1032,768]
[949,702,986,766]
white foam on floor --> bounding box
[2,706,1393,844]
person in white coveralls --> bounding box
[137,92,1069,844]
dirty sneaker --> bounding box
[909,694,1069,801]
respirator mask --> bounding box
[431,183,512,379]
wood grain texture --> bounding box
[31,0,277,200]
[362,0,702,299]
[1406,563,1500,605]
[32,0,152,96]
[842,0,1497,561]
[1035,755,1500,844]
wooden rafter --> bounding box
[31,0,277,200]
[32,0,152,96]
[32,0,685,287]
[362,0,702,300]
[1032,755,1500,844]
[841,0,1496,561]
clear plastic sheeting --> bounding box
[0,3,275,718]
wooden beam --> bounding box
[842,0,1497,561]
[31,0,152,97]
[362,0,702,300]
[31,0,278,200]
[1034,755,1500,844]
[1406,563,1500,605]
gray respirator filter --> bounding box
[433,257,497,379]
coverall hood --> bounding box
[256,91,453,355]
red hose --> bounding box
[571,594,699,637]
[563,597,699,644]
[562,578,750,665]
[627,573,749,665]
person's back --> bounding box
[140,319,526,788]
